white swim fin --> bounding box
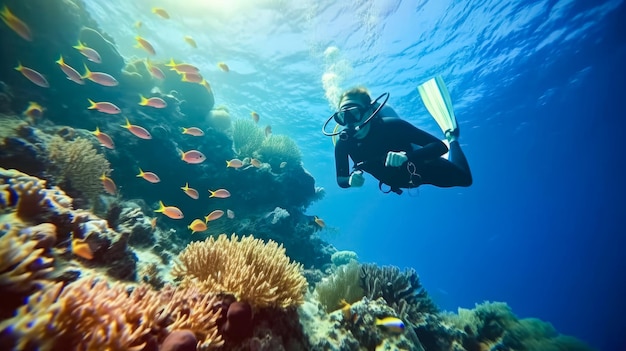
[417,76,457,135]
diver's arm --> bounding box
[335,142,351,188]
[395,119,447,161]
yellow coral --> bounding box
[47,135,110,205]
[0,277,224,350]
[172,233,307,309]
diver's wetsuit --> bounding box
[335,116,472,194]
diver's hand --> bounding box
[349,171,365,187]
[385,151,407,167]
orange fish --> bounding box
[150,217,157,230]
[250,158,262,168]
[100,173,117,195]
[217,62,229,72]
[56,56,84,85]
[92,127,115,149]
[87,99,121,114]
[155,200,183,219]
[137,168,160,183]
[139,95,167,108]
[73,41,102,63]
[264,125,272,137]
[188,219,207,234]
[1,6,32,41]
[23,101,44,119]
[180,149,206,164]
[83,65,118,86]
[181,72,203,83]
[227,209,235,219]
[145,59,165,80]
[182,127,204,136]
[184,35,197,48]
[166,59,199,73]
[209,189,231,199]
[135,36,156,55]
[122,118,152,139]
[152,7,170,19]
[250,111,260,123]
[15,62,49,88]
[204,210,224,222]
[226,159,244,168]
[314,216,326,228]
[72,238,94,260]
[181,183,199,199]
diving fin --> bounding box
[417,76,457,135]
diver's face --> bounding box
[336,99,368,126]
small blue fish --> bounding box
[375,317,405,333]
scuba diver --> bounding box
[322,76,472,195]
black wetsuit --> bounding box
[335,116,472,194]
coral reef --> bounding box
[257,134,303,169]
[232,119,265,158]
[47,135,111,207]
[315,261,364,312]
[172,233,308,309]
[331,250,358,266]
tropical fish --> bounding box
[314,216,326,228]
[209,189,231,199]
[87,99,121,114]
[145,59,165,80]
[55,55,84,84]
[1,6,32,41]
[92,127,115,149]
[73,41,102,63]
[166,59,199,73]
[184,35,197,48]
[122,118,152,139]
[182,127,204,136]
[226,159,244,168]
[150,217,157,230]
[251,111,260,123]
[181,72,203,83]
[139,95,167,108]
[264,125,272,137]
[137,168,160,183]
[204,210,224,222]
[100,173,117,195]
[135,36,156,55]
[188,219,207,234]
[72,238,93,260]
[227,209,235,219]
[152,7,170,19]
[15,62,49,88]
[155,201,183,219]
[23,101,44,119]
[250,158,262,168]
[82,65,118,86]
[217,62,229,72]
[134,21,143,29]
[375,317,405,334]
[180,149,206,164]
[181,183,199,199]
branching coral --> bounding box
[172,233,307,309]
[47,135,110,206]
[0,277,224,350]
[232,119,265,158]
[315,261,364,312]
[257,134,302,169]
[359,264,438,323]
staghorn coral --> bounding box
[232,119,265,158]
[315,261,364,312]
[256,134,302,169]
[172,233,307,309]
[0,277,224,351]
[47,135,110,206]
[359,264,438,324]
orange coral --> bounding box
[172,233,307,309]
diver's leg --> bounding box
[417,141,472,188]
[447,140,472,186]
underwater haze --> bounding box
[2,0,625,350]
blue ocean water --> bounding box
[75,0,624,350]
